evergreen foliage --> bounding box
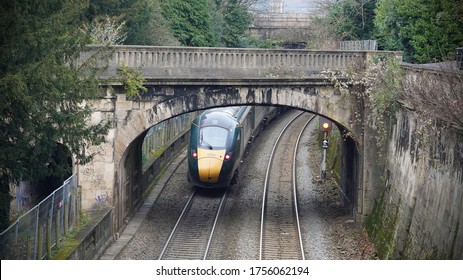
[158,0,255,48]
[160,0,217,46]
[374,0,463,63]
[86,0,179,45]
[222,0,251,47]
[84,0,260,48]
[318,0,462,63]
[0,0,111,231]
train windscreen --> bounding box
[199,126,229,150]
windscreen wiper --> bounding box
[200,136,213,150]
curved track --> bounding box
[259,112,315,260]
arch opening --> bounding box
[115,104,361,228]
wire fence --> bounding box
[0,174,79,260]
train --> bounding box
[187,106,281,188]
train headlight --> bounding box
[224,153,232,160]
[192,150,198,159]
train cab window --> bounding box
[199,127,229,150]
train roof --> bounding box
[204,106,243,117]
[196,106,246,129]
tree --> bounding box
[122,0,165,45]
[324,0,377,41]
[86,0,179,46]
[222,0,251,47]
[146,0,181,46]
[83,15,127,45]
[374,0,463,63]
[160,0,217,46]
[0,0,111,231]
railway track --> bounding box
[259,112,315,260]
[158,189,227,260]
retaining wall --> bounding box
[367,107,463,259]
[53,208,112,260]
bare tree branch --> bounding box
[400,63,463,130]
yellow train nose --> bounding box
[197,148,225,183]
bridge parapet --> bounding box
[85,45,367,81]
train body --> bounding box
[187,106,280,188]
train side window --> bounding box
[236,130,241,155]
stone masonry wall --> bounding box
[367,107,463,259]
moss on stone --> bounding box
[365,185,400,259]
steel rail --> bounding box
[203,190,228,260]
[158,189,227,260]
[259,111,305,260]
[157,191,196,260]
[292,115,316,260]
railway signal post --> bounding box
[319,117,332,180]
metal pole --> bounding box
[47,210,52,258]
[320,131,328,179]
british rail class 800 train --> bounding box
[187,106,280,188]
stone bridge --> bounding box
[79,45,401,230]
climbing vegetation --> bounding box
[116,63,148,100]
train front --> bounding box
[187,111,238,188]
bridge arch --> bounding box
[100,84,364,230]
[77,46,400,231]
[114,84,362,151]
